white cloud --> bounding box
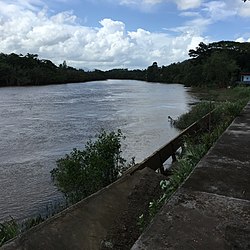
[237,0,250,17]
[236,37,250,43]
[173,0,202,10]
[117,0,163,12]
[173,0,250,42]
[201,0,250,19]
[202,1,236,21]
[179,11,201,17]
[0,0,249,71]
[117,0,250,16]
[116,0,203,11]
[0,1,206,70]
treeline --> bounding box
[146,41,250,87]
[0,53,107,87]
[105,68,146,81]
[1,41,250,87]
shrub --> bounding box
[175,102,214,130]
[51,129,126,203]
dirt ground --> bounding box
[100,168,167,250]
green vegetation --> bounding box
[0,53,107,86]
[105,68,146,81]
[112,41,250,88]
[138,86,250,232]
[0,216,45,247]
[0,201,69,247]
[0,218,19,246]
[146,41,250,87]
[0,130,128,246]
[1,39,249,246]
[174,102,214,130]
[51,130,127,203]
[1,41,249,87]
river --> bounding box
[0,80,197,222]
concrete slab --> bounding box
[184,162,250,200]
[132,102,250,250]
[131,190,250,250]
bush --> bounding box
[51,130,126,203]
[175,102,214,130]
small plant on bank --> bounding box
[51,129,126,204]
[0,217,19,246]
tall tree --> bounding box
[202,52,239,87]
[147,62,159,82]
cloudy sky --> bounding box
[0,0,250,70]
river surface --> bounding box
[0,80,197,222]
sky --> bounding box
[0,0,250,70]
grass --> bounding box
[0,218,19,246]
[175,86,250,130]
[0,200,68,247]
[138,86,250,232]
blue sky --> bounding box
[0,0,250,70]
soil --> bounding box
[100,168,167,250]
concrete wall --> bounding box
[1,167,165,250]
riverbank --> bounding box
[1,85,250,248]
[132,101,250,249]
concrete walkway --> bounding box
[132,102,250,249]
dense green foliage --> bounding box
[51,130,126,203]
[146,41,250,87]
[0,53,107,86]
[105,68,146,80]
[106,41,250,87]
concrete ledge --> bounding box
[1,167,165,250]
[132,102,250,250]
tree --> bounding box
[202,52,239,87]
[189,42,209,59]
[59,60,67,69]
[147,62,159,82]
[51,130,126,203]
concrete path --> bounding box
[132,102,250,249]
